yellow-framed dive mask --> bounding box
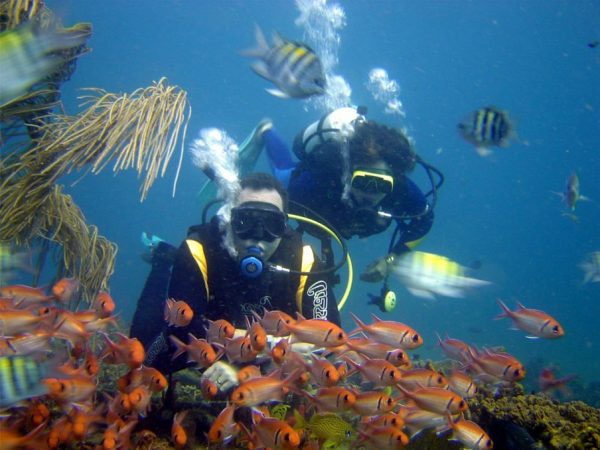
[351,169,394,195]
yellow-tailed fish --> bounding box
[0,22,87,107]
[386,251,491,299]
[293,410,356,448]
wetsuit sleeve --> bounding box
[300,259,341,326]
[391,178,434,254]
[264,128,297,188]
[145,240,209,373]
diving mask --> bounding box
[351,169,394,195]
[231,201,287,242]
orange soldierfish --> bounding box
[284,313,346,347]
[0,284,53,306]
[201,377,219,399]
[356,425,409,449]
[352,390,397,416]
[250,410,300,450]
[345,338,411,367]
[344,357,402,387]
[252,309,295,337]
[205,318,236,344]
[538,367,576,396]
[292,353,340,387]
[44,375,97,407]
[128,385,152,417]
[448,370,478,399]
[301,386,356,412]
[350,312,422,350]
[466,347,526,383]
[238,365,262,383]
[164,298,194,327]
[436,333,473,363]
[101,332,145,369]
[397,368,448,390]
[51,277,80,303]
[245,315,268,351]
[270,337,290,365]
[495,299,564,339]
[207,404,240,445]
[169,333,217,368]
[171,410,188,449]
[116,365,168,393]
[396,384,468,415]
[444,413,493,450]
[93,290,116,318]
[230,369,299,407]
[0,309,54,336]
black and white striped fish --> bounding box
[458,106,514,156]
[0,355,49,407]
[242,25,326,99]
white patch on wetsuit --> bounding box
[307,280,328,319]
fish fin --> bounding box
[240,24,269,57]
[407,287,437,300]
[494,299,511,319]
[475,146,493,157]
[250,61,272,80]
[265,87,290,98]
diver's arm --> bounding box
[264,128,297,188]
[390,178,434,253]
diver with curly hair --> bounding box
[259,107,443,311]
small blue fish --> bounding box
[458,106,514,156]
[242,25,326,99]
[580,251,600,284]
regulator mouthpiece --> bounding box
[240,246,264,278]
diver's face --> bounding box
[350,160,392,206]
[231,188,285,261]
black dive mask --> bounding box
[231,201,287,242]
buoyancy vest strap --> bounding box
[296,245,315,312]
[186,239,210,300]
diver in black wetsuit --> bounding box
[260,107,442,309]
[131,173,339,384]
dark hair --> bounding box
[350,121,416,174]
[240,172,289,213]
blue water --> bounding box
[48,1,599,386]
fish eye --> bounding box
[337,332,344,339]
[412,334,420,342]
[216,430,222,438]
[552,325,560,333]
[514,369,521,377]
[486,440,493,448]
[346,430,352,437]
[437,376,444,384]
[459,400,465,409]
[284,434,291,441]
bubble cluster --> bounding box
[366,68,406,117]
[190,127,240,205]
[295,0,352,111]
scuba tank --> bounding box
[293,106,367,162]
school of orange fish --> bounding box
[0,275,568,450]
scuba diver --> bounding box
[131,172,339,391]
[260,107,443,312]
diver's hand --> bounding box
[201,361,239,392]
[360,254,395,282]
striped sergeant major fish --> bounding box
[458,106,514,157]
[242,25,326,99]
[0,355,50,407]
[0,22,88,107]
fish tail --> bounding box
[348,312,366,337]
[494,299,511,319]
[241,23,269,57]
[168,335,187,361]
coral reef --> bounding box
[472,391,600,450]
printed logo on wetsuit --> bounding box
[240,296,274,316]
[307,280,328,319]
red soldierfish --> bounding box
[495,299,564,339]
[350,312,422,350]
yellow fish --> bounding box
[293,410,355,448]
